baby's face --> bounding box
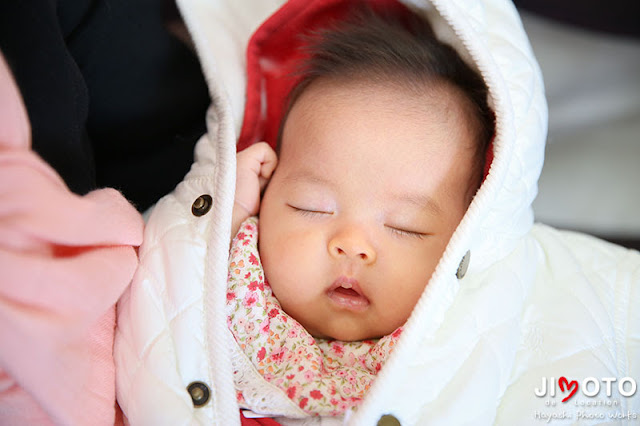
[258,77,477,341]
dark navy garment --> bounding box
[0,0,210,211]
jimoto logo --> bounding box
[535,377,637,402]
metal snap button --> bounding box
[187,381,210,407]
[191,194,212,216]
[456,250,471,279]
[377,414,401,426]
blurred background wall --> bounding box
[513,0,640,249]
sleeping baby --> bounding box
[227,2,493,417]
[115,0,640,423]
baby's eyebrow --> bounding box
[282,170,335,188]
[391,192,442,216]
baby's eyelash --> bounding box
[287,205,427,238]
[287,204,332,217]
[386,226,428,240]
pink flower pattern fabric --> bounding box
[227,217,402,416]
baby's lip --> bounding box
[327,276,370,311]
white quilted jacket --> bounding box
[115,0,640,425]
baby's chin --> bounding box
[278,300,399,342]
[306,322,387,342]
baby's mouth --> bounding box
[327,276,370,311]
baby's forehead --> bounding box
[279,76,476,148]
[274,76,482,205]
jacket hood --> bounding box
[174,0,547,422]
[177,0,547,274]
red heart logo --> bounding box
[558,377,578,402]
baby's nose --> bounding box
[328,229,376,264]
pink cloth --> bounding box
[0,53,143,425]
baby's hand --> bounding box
[233,142,277,222]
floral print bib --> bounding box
[227,218,402,417]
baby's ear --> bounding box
[0,52,31,150]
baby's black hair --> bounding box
[278,1,495,187]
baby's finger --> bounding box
[257,143,278,180]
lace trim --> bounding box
[228,328,307,418]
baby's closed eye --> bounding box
[385,224,430,239]
[287,204,334,216]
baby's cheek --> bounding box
[264,230,324,300]
[393,247,439,296]
[274,232,318,277]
